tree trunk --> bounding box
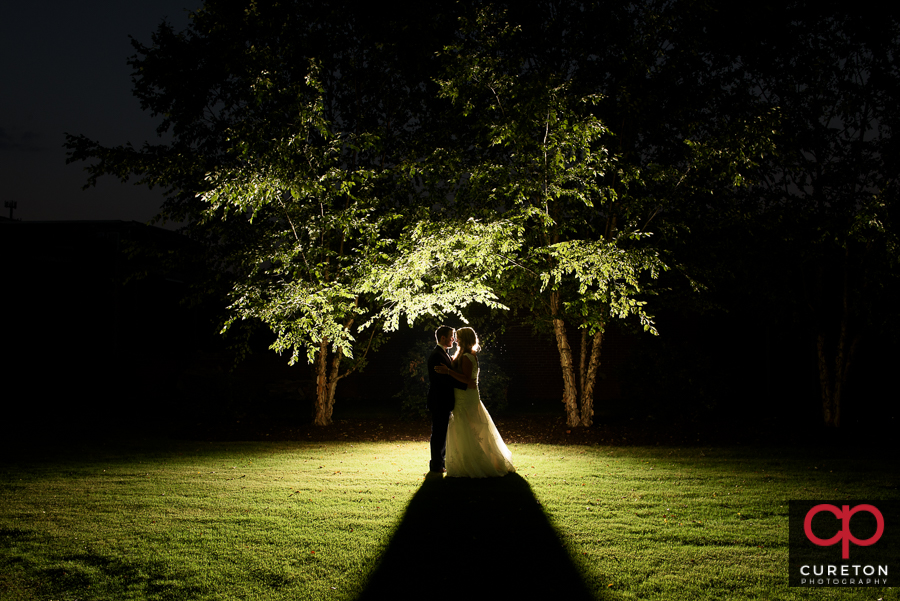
[815,253,861,429]
[310,315,365,426]
[579,329,604,427]
[313,338,341,426]
[816,331,860,429]
[815,332,836,427]
[325,342,343,422]
[579,328,588,398]
[551,291,580,427]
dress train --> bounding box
[445,353,515,478]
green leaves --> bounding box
[540,237,664,335]
[426,5,665,342]
[359,218,518,331]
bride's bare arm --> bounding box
[434,355,477,389]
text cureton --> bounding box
[800,565,888,576]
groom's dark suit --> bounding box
[427,345,467,472]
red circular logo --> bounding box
[803,504,884,559]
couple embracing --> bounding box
[426,326,516,478]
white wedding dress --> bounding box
[445,353,516,478]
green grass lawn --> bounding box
[0,438,896,600]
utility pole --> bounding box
[4,200,17,219]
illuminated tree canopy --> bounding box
[66,0,897,429]
[63,0,770,427]
[66,2,472,425]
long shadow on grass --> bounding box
[356,473,609,600]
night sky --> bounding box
[1,1,200,226]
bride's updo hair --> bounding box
[454,327,480,355]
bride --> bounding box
[434,327,515,478]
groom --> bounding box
[426,326,468,474]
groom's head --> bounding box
[435,325,455,349]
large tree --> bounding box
[730,3,900,427]
[65,0,500,425]
[66,0,784,430]
[406,2,773,428]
